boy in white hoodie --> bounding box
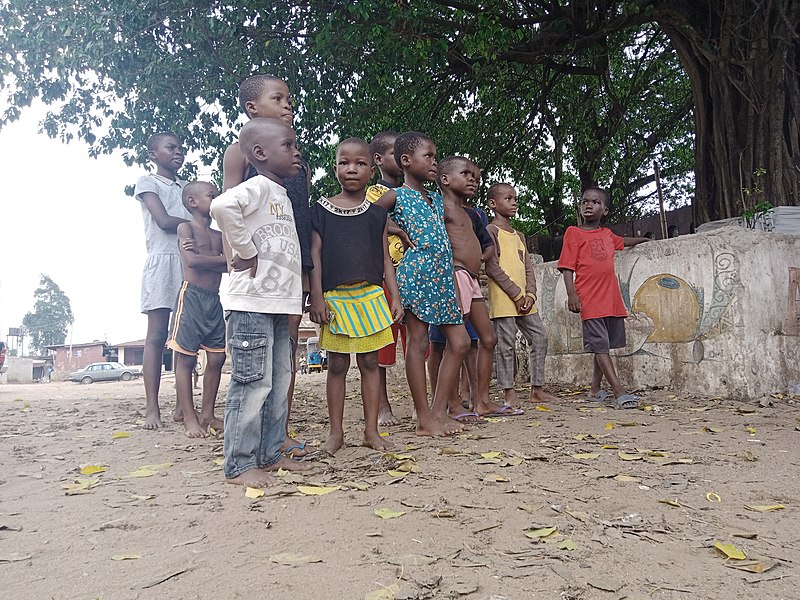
[210,118,310,488]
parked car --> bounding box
[69,362,141,384]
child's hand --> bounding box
[231,254,258,278]
[518,296,533,314]
[181,237,197,253]
[515,296,528,314]
[567,291,581,313]
[397,230,415,250]
[309,297,329,325]
[390,295,404,324]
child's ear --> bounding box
[244,100,258,118]
[251,143,267,162]
[374,153,383,166]
[400,153,411,167]
[148,150,157,162]
[488,198,497,209]
[370,165,375,177]
[187,195,199,208]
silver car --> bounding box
[69,362,141,384]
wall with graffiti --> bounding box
[531,228,800,398]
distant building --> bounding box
[109,339,146,366]
[45,341,108,377]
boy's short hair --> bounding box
[181,181,205,211]
[338,137,373,163]
[146,132,179,152]
[238,74,283,114]
[583,186,612,208]
[393,131,434,169]
[436,155,472,185]
[369,131,398,157]
[487,182,515,200]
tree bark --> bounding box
[657,0,800,225]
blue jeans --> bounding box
[223,311,291,479]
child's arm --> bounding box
[484,225,525,305]
[221,143,248,191]
[178,225,228,273]
[623,236,651,247]
[209,185,260,278]
[140,192,187,233]
[375,189,413,250]
[562,269,581,313]
[381,221,404,324]
[520,232,537,313]
[308,230,329,324]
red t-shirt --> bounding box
[557,226,626,320]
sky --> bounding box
[0,102,213,351]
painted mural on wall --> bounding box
[538,250,741,364]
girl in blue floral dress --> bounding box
[376,132,471,437]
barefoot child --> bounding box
[134,133,190,429]
[309,138,404,454]
[211,118,311,488]
[376,132,469,437]
[557,187,650,409]
[485,183,559,405]
[168,181,228,438]
[222,74,312,458]
[437,156,513,419]
[366,131,405,427]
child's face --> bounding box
[246,79,293,124]
[402,140,438,182]
[375,140,402,179]
[150,136,184,172]
[490,186,518,218]
[440,160,479,198]
[581,189,609,221]
[334,142,374,192]
[192,183,219,217]
[259,128,302,180]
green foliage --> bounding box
[21,275,74,354]
[0,0,695,233]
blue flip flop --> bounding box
[488,405,524,416]
[613,394,639,409]
[283,441,307,458]
[590,391,612,402]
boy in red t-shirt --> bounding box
[557,187,649,409]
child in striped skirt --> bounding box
[309,138,404,454]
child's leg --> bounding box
[593,353,626,398]
[281,315,307,458]
[175,352,204,438]
[426,342,444,400]
[462,343,479,409]
[493,317,519,405]
[142,308,170,429]
[357,351,394,451]
[464,301,504,415]
[199,350,226,432]
[377,366,400,426]
[433,323,471,419]
[517,314,559,403]
[320,351,349,455]
[404,312,462,436]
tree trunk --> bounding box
[658,0,800,225]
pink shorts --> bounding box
[454,268,483,316]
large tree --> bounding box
[22,275,74,354]
[1,0,796,227]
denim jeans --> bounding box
[223,311,291,479]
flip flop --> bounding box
[590,391,612,402]
[488,405,524,417]
[450,411,485,423]
[283,441,307,458]
[613,394,639,409]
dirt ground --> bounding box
[1,369,799,600]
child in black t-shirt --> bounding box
[309,138,404,455]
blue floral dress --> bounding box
[391,187,462,325]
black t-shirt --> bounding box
[311,198,387,292]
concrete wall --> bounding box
[3,357,34,383]
[526,228,800,398]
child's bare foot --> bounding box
[363,432,395,451]
[281,436,307,458]
[183,420,208,438]
[529,387,559,404]
[378,406,400,427]
[473,399,508,416]
[143,410,163,430]
[226,468,279,488]
[416,417,464,437]
[503,388,520,406]
[201,416,224,433]
[265,456,312,472]
[320,433,345,455]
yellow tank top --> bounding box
[487,228,538,318]
[366,184,405,267]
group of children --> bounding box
[134,74,648,489]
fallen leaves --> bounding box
[79,465,107,475]
[245,487,265,499]
[714,542,746,560]
[111,554,141,561]
[374,508,405,519]
[111,431,131,439]
[268,552,322,567]
[296,485,339,496]
[744,504,785,512]
[525,526,558,539]
[706,492,722,503]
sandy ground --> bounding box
[1,370,799,600]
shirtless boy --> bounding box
[437,156,515,419]
[167,182,228,437]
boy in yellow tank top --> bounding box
[485,183,559,406]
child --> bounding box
[557,187,650,409]
[210,118,311,489]
[427,322,479,417]
[376,132,470,437]
[222,73,312,459]
[485,182,559,405]
[366,131,405,427]
[168,181,228,438]
[133,132,190,429]
[437,156,513,419]
[309,138,404,454]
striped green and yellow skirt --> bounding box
[319,281,394,354]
